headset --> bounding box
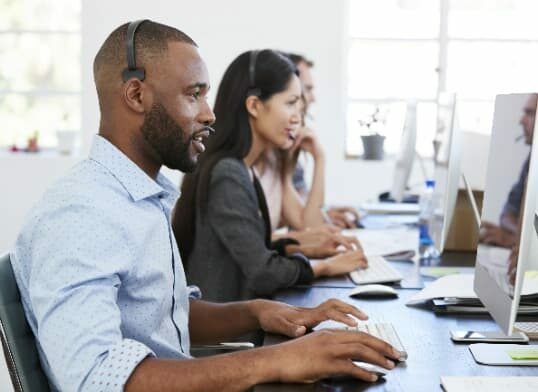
[247,50,261,97]
[122,19,149,82]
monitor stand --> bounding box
[469,343,538,365]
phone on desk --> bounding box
[450,330,529,343]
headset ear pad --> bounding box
[122,19,148,82]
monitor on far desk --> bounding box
[430,93,460,254]
[389,101,417,203]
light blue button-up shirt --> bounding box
[11,135,194,391]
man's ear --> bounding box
[245,95,261,118]
[123,78,150,113]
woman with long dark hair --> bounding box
[173,49,367,303]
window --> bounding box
[0,0,81,149]
[346,0,538,158]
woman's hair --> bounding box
[174,49,298,264]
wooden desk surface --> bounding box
[255,251,538,392]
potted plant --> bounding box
[359,107,386,160]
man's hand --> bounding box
[265,329,401,383]
[327,207,361,229]
[312,250,368,277]
[480,221,516,248]
[250,299,367,338]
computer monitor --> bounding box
[474,93,538,336]
[430,94,460,253]
[390,101,417,202]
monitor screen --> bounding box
[390,102,417,202]
[430,93,460,253]
[474,93,538,335]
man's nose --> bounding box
[201,100,216,126]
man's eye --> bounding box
[191,92,200,99]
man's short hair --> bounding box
[287,53,314,68]
[93,20,197,82]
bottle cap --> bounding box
[425,179,435,188]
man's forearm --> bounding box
[189,299,261,344]
[126,346,280,392]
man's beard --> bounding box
[140,102,197,173]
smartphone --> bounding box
[450,330,529,343]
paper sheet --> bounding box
[344,227,418,258]
[420,267,463,278]
[407,270,538,305]
[406,274,476,305]
[441,376,538,392]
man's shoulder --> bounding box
[48,158,129,203]
[26,159,132,228]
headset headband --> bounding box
[247,50,261,97]
[122,19,149,82]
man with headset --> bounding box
[11,21,399,391]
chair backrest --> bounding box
[0,253,50,392]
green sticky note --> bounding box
[507,349,538,360]
[420,267,460,278]
[525,270,538,279]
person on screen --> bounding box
[480,93,537,248]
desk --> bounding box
[306,251,476,289]
[255,251,538,392]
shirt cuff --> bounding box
[84,339,154,391]
[187,285,203,299]
[289,253,314,285]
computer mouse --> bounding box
[349,284,398,298]
[322,362,387,383]
[352,361,388,376]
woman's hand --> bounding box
[311,250,368,277]
[293,126,324,160]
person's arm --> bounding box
[21,204,155,391]
[281,129,326,230]
[327,206,361,229]
[189,297,368,345]
[126,329,401,391]
[207,159,313,296]
[282,227,362,258]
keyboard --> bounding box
[514,321,538,339]
[349,255,403,285]
[346,322,408,361]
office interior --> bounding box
[2,0,538,390]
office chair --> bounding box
[0,253,50,392]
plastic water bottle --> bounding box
[418,180,439,260]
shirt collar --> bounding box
[89,135,180,203]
